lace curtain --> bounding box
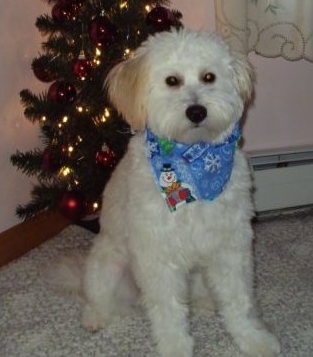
[214,0,313,62]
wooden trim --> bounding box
[0,210,71,268]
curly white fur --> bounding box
[58,28,280,357]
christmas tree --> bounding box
[11,0,182,227]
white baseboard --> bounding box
[248,148,313,212]
[252,164,313,212]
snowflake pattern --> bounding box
[146,140,159,158]
[204,153,222,173]
[145,123,240,210]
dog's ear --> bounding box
[104,52,148,131]
[230,53,255,104]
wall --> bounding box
[0,1,50,232]
[172,0,313,152]
[243,55,313,152]
[0,0,312,232]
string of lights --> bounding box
[11,0,182,226]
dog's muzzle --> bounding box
[186,105,207,124]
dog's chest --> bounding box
[122,135,253,265]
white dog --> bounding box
[75,28,280,357]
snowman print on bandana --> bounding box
[145,123,240,212]
[159,163,196,211]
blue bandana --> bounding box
[145,124,241,212]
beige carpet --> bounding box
[1,209,313,356]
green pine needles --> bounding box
[11,0,182,222]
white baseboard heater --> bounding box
[248,148,313,212]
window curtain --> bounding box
[214,0,313,62]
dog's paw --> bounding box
[236,328,280,357]
[81,302,134,332]
[82,303,121,332]
[190,297,216,313]
[158,335,194,357]
[82,304,107,332]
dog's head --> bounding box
[105,28,254,144]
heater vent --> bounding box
[248,148,313,212]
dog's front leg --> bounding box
[205,238,280,357]
[82,238,133,331]
[134,260,193,357]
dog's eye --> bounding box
[165,76,181,87]
[202,72,216,84]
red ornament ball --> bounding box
[59,0,85,5]
[146,6,175,32]
[42,147,60,173]
[32,59,55,83]
[72,56,92,81]
[58,0,86,14]
[95,149,116,168]
[88,16,116,47]
[47,81,77,104]
[52,3,74,22]
[58,190,86,221]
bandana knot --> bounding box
[145,124,241,212]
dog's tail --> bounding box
[43,253,86,297]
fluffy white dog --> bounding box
[72,28,280,357]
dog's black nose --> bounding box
[185,105,207,124]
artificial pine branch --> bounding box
[36,14,60,35]
[19,89,42,108]
[20,89,59,123]
[10,150,43,176]
[11,0,183,223]
[16,184,64,220]
[42,36,77,55]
